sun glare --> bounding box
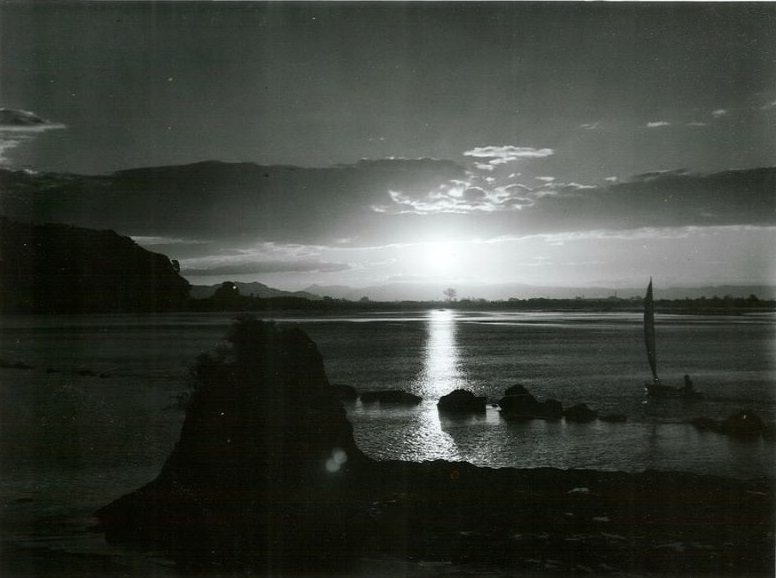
[419,242,459,276]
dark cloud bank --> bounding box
[182,259,351,277]
[0,160,773,250]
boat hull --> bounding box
[645,383,703,400]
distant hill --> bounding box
[0,217,190,313]
[304,282,776,302]
[191,282,321,301]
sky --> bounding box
[1,2,775,294]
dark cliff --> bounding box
[0,216,190,313]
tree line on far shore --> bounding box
[191,281,775,314]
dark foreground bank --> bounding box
[95,318,774,576]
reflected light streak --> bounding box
[414,309,468,398]
[409,309,469,461]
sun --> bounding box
[418,241,459,277]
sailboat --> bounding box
[643,279,702,399]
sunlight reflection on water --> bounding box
[413,309,468,398]
[406,310,468,461]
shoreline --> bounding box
[3,461,774,577]
[95,459,775,576]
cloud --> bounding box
[631,168,688,181]
[130,235,215,258]
[374,176,539,215]
[579,122,601,130]
[463,145,554,163]
[181,259,352,276]
[2,160,773,253]
[686,121,708,127]
[0,139,25,164]
[0,108,66,164]
[375,171,606,214]
[0,157,466,244]
[549,168,776,231]
[486,157,514,167]
[131,235,208,246]
[531,181,595,198]
[468,168,775,241]
[538,224,776,244]
[711,108,728,118]
[540,227,696,244]
[646,121,670,128]
[761,101,776,110]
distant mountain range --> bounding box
[190,282,321,301]
[303,282,776,302]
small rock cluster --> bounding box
[498,383,625,423]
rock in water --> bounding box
[564,403,598,423]
[692,409,771,439]
[95,317,371,572]
[721,409,766,437]
[437,389,487,414]
[498,384,564,420]
[498,383,540,418]
[539,398,565,420]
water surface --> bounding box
[1,310,773,574]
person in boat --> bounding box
[683,374,694,393]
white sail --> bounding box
[644,279,658,382]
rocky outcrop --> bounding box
[498,383,538,417]
[437,389,487,414]
[96,318,371,572]
[499,384,563,420]
[538,398,565,420]
[691,410,773,439]
[0,217,190,313]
